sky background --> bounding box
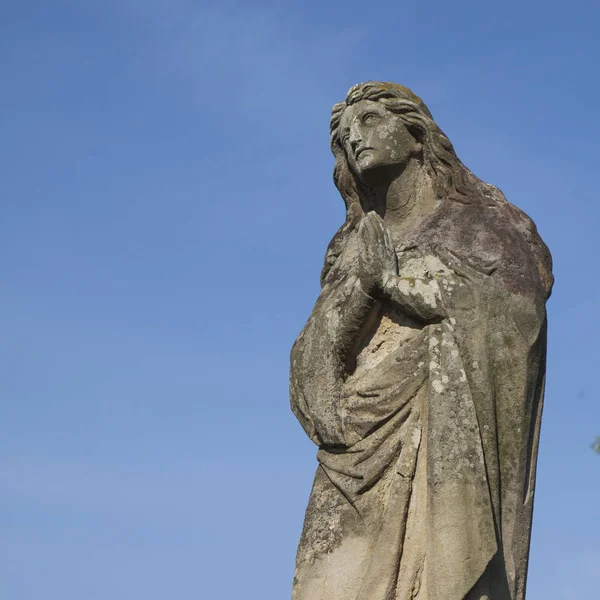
[1,0,599,598]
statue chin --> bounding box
[353,158,410,188]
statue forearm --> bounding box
[290,274,377,445]
[379,273,447,323]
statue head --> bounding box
[324,82,553,297]
[330,82,476,217]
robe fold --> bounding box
[290,190,552,600]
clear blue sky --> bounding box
[1,1,599,598]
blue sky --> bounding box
[1,0,599,598]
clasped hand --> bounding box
[326,211,398,295]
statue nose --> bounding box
[349,130,362,152]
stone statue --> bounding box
[290,82,553,600]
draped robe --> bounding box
[290,189,552,600]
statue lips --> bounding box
[355,146,373,160]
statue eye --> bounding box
[362,113,379,125]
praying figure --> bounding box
[290,82,553,600]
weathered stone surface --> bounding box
[290,82,553,600]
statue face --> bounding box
[339,100,421,184]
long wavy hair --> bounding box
[330,82,479,213]
[322,81,553,298]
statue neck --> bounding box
[367,159,437,241]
